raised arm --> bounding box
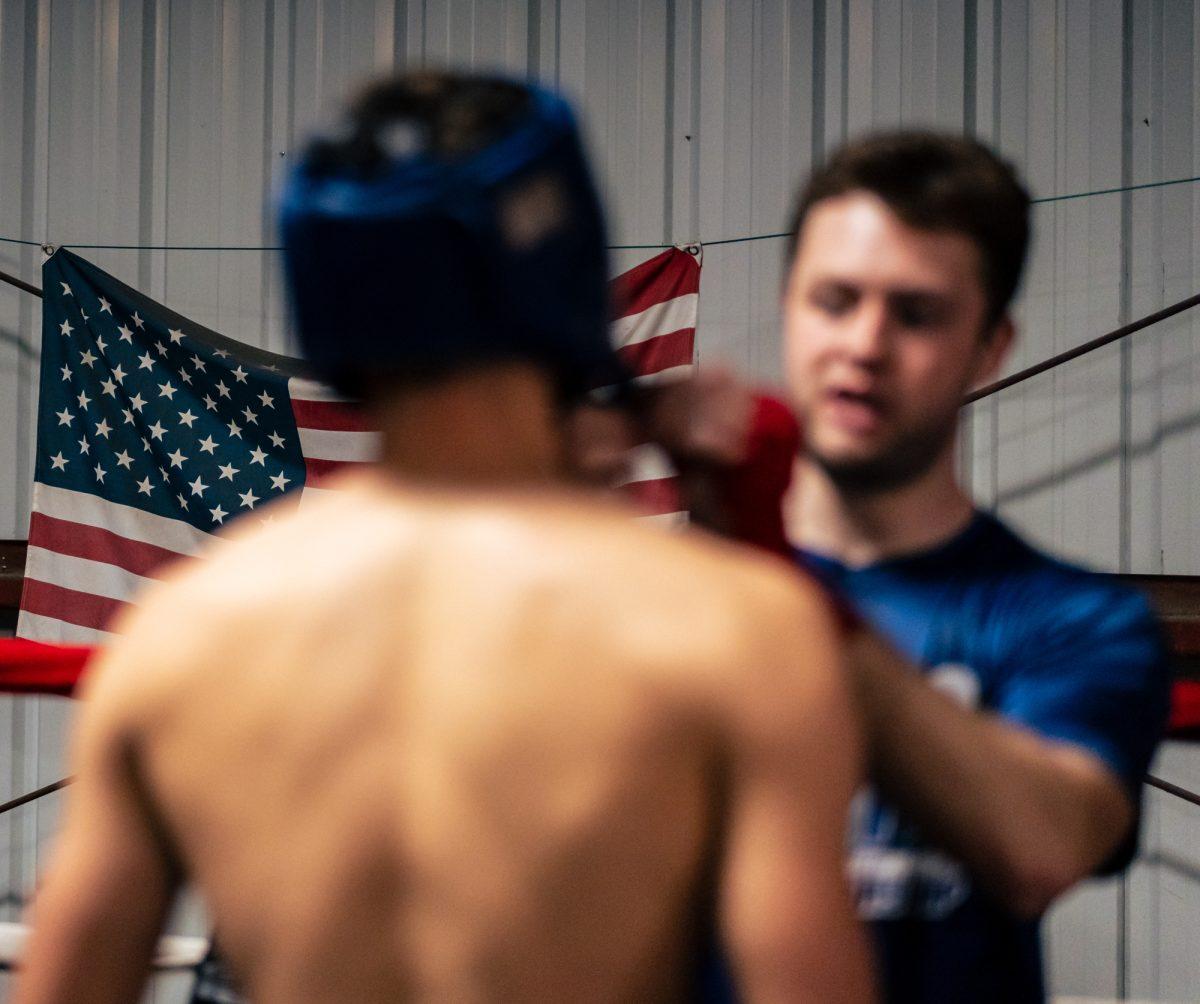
[719,576,876,1003]
[13,662,180,1004]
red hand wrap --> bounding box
[717,393,861,636]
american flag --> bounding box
[611,247,700,522]
[18,246,700,643]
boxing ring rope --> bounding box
[1144,775,1200,810]
[0,778,70,817]
[0,266,42,300]
[964,291,1200,405]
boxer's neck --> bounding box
[371,363,563,487]
[787,443,975,568]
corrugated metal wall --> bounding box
[1,1,1198,1000]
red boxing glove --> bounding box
[0,638,95,696]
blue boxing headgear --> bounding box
[280,77,628,400]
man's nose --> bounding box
[841,299,890,364]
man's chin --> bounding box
[807,442,944,495]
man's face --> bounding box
[783,192,1011,492]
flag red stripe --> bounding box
[20,579,126,632]
[624,477,684,517]
[611,248,701,319]
[291,398,374,432]
[617,328,696,377]
[304,457,373,484]
[28,512,183,580]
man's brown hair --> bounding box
[787,131,1031,329]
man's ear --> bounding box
[971,314,1015,390]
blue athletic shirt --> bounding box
[798,511,1171,1004]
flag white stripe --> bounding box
[24,546,156,605]
[297,428,381,462]
[623,444,677,484]
[611,293,698,348]
[298,485,336,508]
[638,511,689,529]
[288,377,349,403]
[15,610,114,645]
[32,483,213,555]
[630,364,695,388]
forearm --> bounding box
[15,848,172,1004]
[847,629,1131,916]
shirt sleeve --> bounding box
[996,576,1172,871]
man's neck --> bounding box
[786,448,976,567]
[370,363,564,488]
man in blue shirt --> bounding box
[778,132,1171,1002]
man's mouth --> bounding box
[821,387,887,434]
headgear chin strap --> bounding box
[280,81,629,401]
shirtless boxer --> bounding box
[14,74,873,1003]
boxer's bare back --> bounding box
[17,473,870,1003]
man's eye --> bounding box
[894,300,946,328]
[811,289,856,315]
